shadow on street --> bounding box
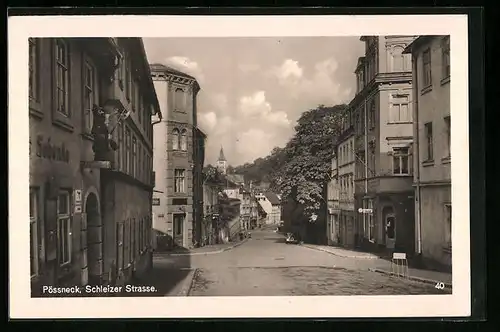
[130,246,192,297]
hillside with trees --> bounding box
[231,104,348,243]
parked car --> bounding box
[285,232,299,244]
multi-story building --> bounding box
[403,36,451,269]
[326,153,340,245]
[202,173,221,245]
[336,116,356,247]
[255,192,281,225]
[29,37,160,295]
[150,63,202,250]
[352,35,417,255]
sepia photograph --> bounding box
[9,14,471,318]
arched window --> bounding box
[174,88,184,111]
[172,128,180,150]
[392,46,405,72]
[180,129,187,151]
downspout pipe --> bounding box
[413,52,423,255]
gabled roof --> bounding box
[264,192,281,205]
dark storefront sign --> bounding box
[172,198,188,205]
[30,135,70,163]
[152,198,160,206]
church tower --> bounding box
[216,146,227,175]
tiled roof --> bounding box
[264,191,281,205]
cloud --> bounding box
[272,59,303,83]
[238,91,290,127]
[164,56,205,84]
[271,57,353,109]
[199,111,217,133]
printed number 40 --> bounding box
[435,282,445,290]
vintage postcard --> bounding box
[8,13,470,318]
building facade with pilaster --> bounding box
[404,36,451,269]
[29,37,160,295]
[352,35,417,255]
[150,63,202,250]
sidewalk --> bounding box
[154,238,249,257]
[369,260,453,288]
[303,243,452,288]
[302,244,379,259]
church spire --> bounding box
[218,146,227,162]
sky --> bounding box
[143,37,365,167]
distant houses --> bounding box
[255,191,282,226]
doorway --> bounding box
[173,214,185,248]
[85,193,103,285]
[383,206,396,250]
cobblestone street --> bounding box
[145,228,451,296]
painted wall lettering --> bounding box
[35,135,70,162]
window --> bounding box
[29,38,39,101]
[174,169,185,193]
[117,123,123,171]
[172,128,180,150]
[389,95,411,123]
[138,144,143,181]
[174,88,185,111]
[444,116,451,158]
[369,101,376,128]
[125,127,131,174]
[392,147,410,175]
[422,48,432,87]
[55,39,70,116]
[132,136,137,178]
[30,188,39,277]
[138,94,143,124]
[83,58,97,133]
[125,57,131,101]
[124,219,130,267]
[180,129,188,151]
[117,222,124,270]
[444,204,452,249]
[143,148,147,184]
[392,46,405,72]
[424,122,434,161]
[57,191,72,266]
[442,37,450,79]
[131,218,136,262]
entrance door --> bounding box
[173,214,184,248]
[385,212,396,250]
[86,193,103,285]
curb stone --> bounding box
[369,268,453,289]
[176,268,198,296]
[157,237,250,257]
[302,244,378,259]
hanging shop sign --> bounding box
[358,208,373,214]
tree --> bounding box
[271,104,347,214]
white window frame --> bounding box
[174,87,185,111]
[83,56,98,134]
[442,37,450,79]
[422,48,432,87]
[180,129,188,151]
[57,191,72,266]
[391,46,405,72]
[30,188,39,277]
[392,147,410,175]
[29,38,39,102]
[55,39,70,116]
[174,169,186,193]
[425,122,434,161]
[389,95,411,123]
[172,128,180,150]
[444,116,451,158]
